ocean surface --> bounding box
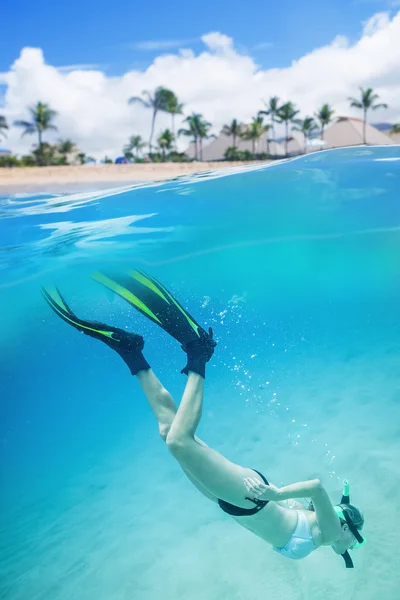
[1,147,400,600]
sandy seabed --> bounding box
[1,342,399,600]
[0,162,261,194]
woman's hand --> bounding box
[244,477,281,501]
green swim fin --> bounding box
[91,269,205,345]
[42,286,150,375]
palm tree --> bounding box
[14,102,58,165]
[165,93,184,139]
[241,116,267,156]
[277,102,300,156]
[123,135,146,160]
[58,139,76,164]
[315,104,335,140]
[128,87,174,156]
[258,96,280,146]
[292,117,319,153]
[348,87,388,144]
[0,116,8,139]
[389,124,400,134]
[222,119,242,148]
[264,124,272,154]
[197,118,215,161]
[77,152,87,165]
[158,129,175,160]
[178,113,202,160]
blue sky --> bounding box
[2,0,399,157]
[2,0,398,74]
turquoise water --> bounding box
[1,147,400,599]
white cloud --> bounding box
[57,64,102,73]
[253,42,274,51]
[1,11,400,159]
[362,11,390,35]
[131,39,198,51]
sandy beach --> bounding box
[0,161,263,193]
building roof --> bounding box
[184,116,396,161]
[185,128,285,161]
[321,117,395,148]
[388,131,400,144]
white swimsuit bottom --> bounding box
[273,511,317,560]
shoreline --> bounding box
[0,161,267,194]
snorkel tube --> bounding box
[334,480,366,568]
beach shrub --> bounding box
[168,151,189,162]
[0,155,20,167]
[224,147,258,161]
[20,155,36,166]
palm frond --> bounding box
[14,120,36,136]
[128,96,150,107]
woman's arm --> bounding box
[276,479,322,501]
[276,499,308,510]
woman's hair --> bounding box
[307,501,364,530]
[341,504,364,530]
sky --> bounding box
[1,0,400,157]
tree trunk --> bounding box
[149,109,157,157]
[271,118,275,154]
[233,133,236,148]
[200,138,203,161]
[267,138,270,155]
[285,122,289,156]
[321,125,324,140]
[194,137,198,160]
[252,139,255,155]
[304,133,307,154]
[38,129,43,166]
[171,114,176,149]
[363,109,367,144]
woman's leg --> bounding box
[136,369,217,503]
[165,372,258,508]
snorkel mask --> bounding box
[333,480,366,568]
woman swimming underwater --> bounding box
[43,270,365,568]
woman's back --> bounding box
[233,501,323,550]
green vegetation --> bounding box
[240,116,269,154]
[292,117,319,151]
[224,147,265,161]
[165,94,184,140]
[14,102,58,165]
[157,129,175,160]
[128,87,176,155]
[348,87,388,144]
[222,119,242,148]
[178,113,214,161]
[57,139,77,164]
[0,140,83,167]
[2,85,393,167]
[258,96,280,144]
[123,135,146,161]
[0,115,8,139]
[277,102,300,156]
[315,104,335,140]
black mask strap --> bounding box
[342,551,354,568]
[342,510,364,545]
